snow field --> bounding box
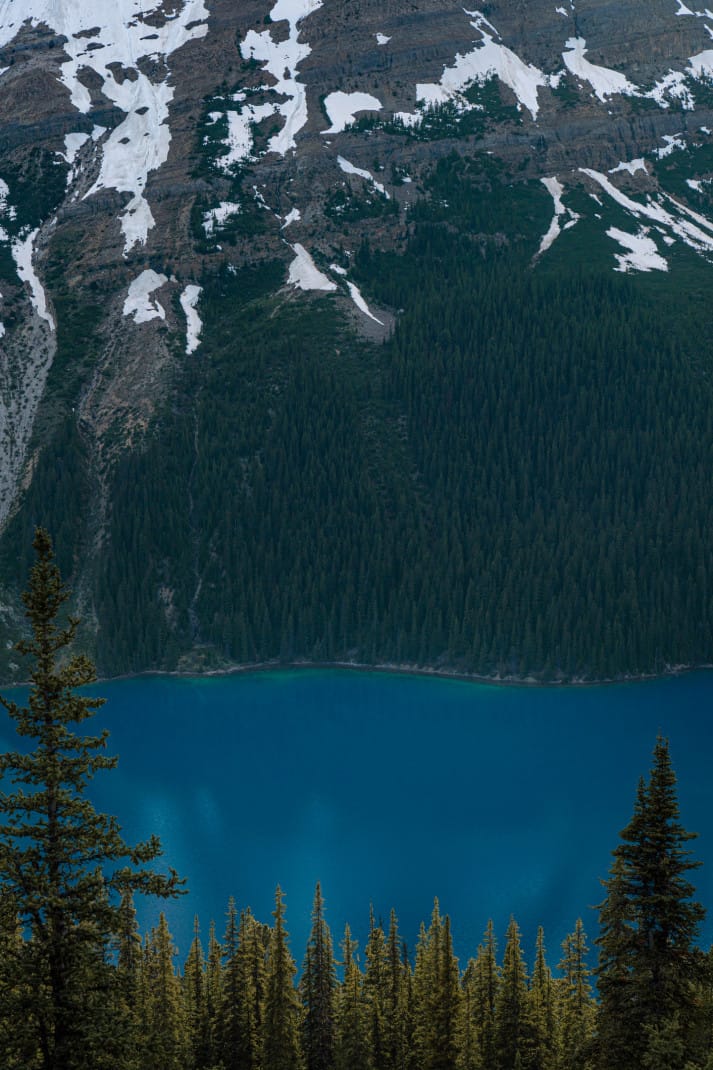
[288,245,337,291]
[180,285,203,354]
[323,93,383,134]
[606,226,669,272]
[123,269,168,323]
[12,230,54,329]
[0,0,209,254]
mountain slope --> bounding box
[1,0,713,680]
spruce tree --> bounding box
[335,925,371,1070]
[413,900,461,1070]
[263,886,302,1070]
[0,529,183,1070]
[142,912,189,1070]
[495,917,528,1070]
[524,927,555,1070]
[556,919,595,1070]
[595,737,705,1070]
[301,883,337,1070]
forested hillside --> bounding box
[3,0,713,681]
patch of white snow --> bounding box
[282,207,302,228]
[61,132,90,165]
[655,133,686,157]
[323,92,383,133]
[376,33,391,45]
[404,10,552,121]
[562,37,638,101]
[11,230,54,329]
[536,176,580,255]
[203,201,241,235]
[0,1,211,255]
[288,244,337,291]
[337,155,390,197]
[240,0,324,155]
[581,168,713,254]
[687,178,703,191]
[123,269,168,323]
[609,158,647,175]
[606,226,668,272]
[346,281,384,324]
[180,284,202,354]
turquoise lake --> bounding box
[1,668,712,970]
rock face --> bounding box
[2,0,713,671]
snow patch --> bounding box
[288,244,337,291]
[61,132,90,166]
[180,284,203,354]
[606,226,668,272]
[655,133,686,157]
[555,5,569,13]
[563,37,638,101]
[0,1,211,255]
[239,0,324,156]
[609,158,647,176]
[282,207,302,228]
[323,92,383,133]
[536,176,580,255]
[376,33,391,45]
[123,269,168,323]
[400,10,552,121]
[581,168,713,255]
[687,178,703,190]
[203,201,241,235]
[11,230,54,329]
[337,156,390,197]
[346,281,384,324]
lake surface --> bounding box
[1,668,712,973]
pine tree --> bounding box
[471,921,499,1068]
[524,927,555,1070]
[335,925,371,1070]
[206,919,224,1067]
[595,738,705,1070]
[301,883,336,1070]
[0,529,184,1070]
[413,900,461,1070]
[142,912,190,1070]
[495,917,528,1070]
[263,886,302,1070]
[556,919,595,1070]
[184,916,212,1069]
[364,908,389,1069]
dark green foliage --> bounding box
[263,887,302,1070]
[595,738,705,1070]
[0,530,184,1069]
[301,884,337,1070]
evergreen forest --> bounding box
[5,154,713,682]
[1,534,713,1070]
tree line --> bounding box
[0,533,712,1069]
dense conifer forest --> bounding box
[1,534,712,1070]
[4,155,713,682]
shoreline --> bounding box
[85,656,713,691]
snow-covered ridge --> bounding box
[0,0,209,254]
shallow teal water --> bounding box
[2,668,712,971]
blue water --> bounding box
[1,669,712,973]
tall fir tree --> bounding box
[335,925,371,1070]
[0,529,183,1070]
[141,913,189,1070]
[301,883,337,1070]
[263,886,302,1070]
[595,738,705,1070]
[364,908,389,1070]
[495,917,529,1070]
[184,916,212,1069]
[524,927,555,1070]
[413,900,461,1070]
[556,919,595,1070]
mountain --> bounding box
[2,0,713,681]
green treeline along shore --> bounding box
[1,531,712,1070]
